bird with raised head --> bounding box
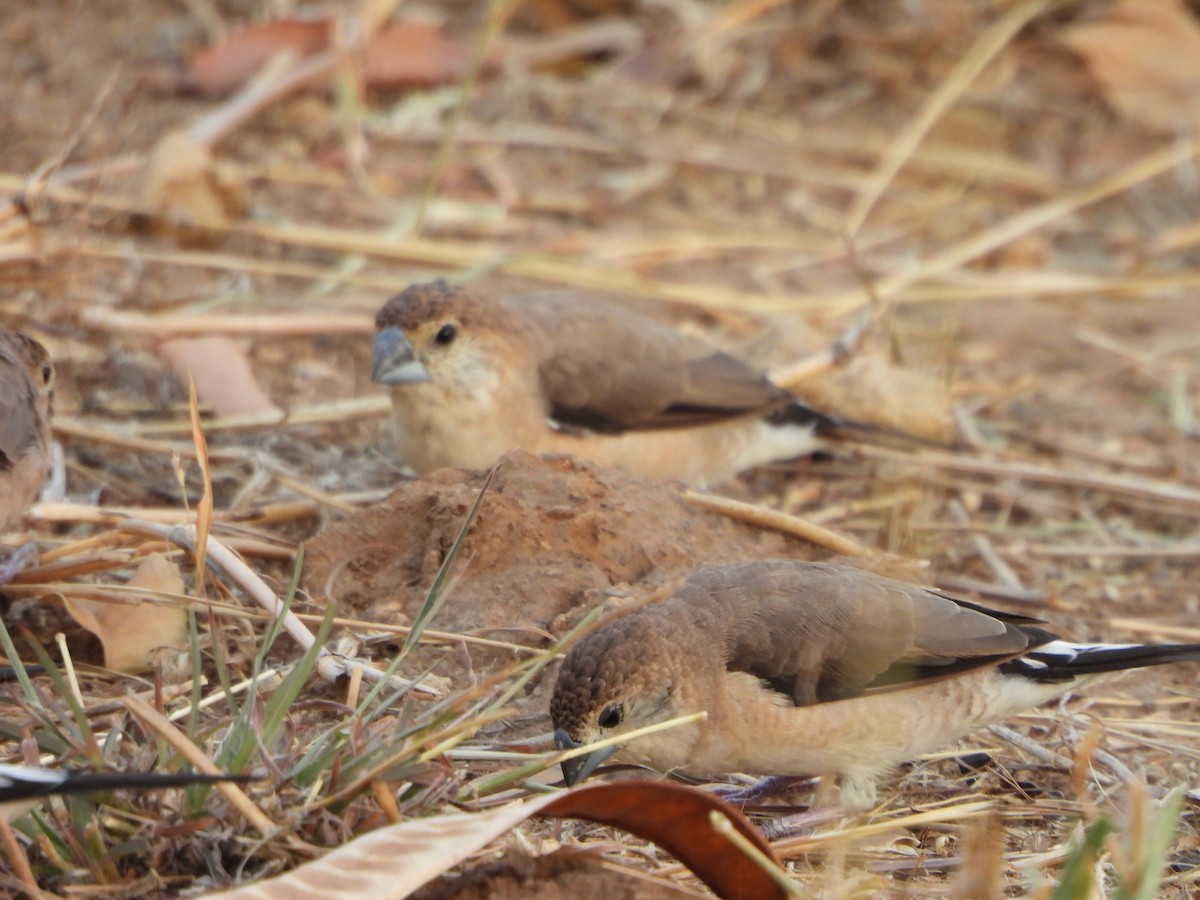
[372,281,892,486]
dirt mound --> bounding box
[302,451,811,655]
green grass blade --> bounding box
[1053,817,1113,900]
[402,465,495,656]
[1122,788,1185,900]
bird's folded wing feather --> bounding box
[675,561,1048,706]
[0,364,37,469]
[522,294,793,432]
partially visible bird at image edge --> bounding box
[0,331,54,533]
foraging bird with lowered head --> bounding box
[0,331,54,534]
[551,560,1200,811]
[372,281,889,486]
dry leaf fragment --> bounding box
[141,130,247,229]
[1060,0,1200,133]
[63,553,189,674]
[790,355,958,445]
[159,336,281,419]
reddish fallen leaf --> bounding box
[362,21,473,89]
[539,781,783,900]
[189,18,332,95]
[185,17,473,96]
[1060,0,1200,133]
[205,780,786,899]
[159,336,280,419]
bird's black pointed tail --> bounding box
[767,401,954,451]
[44,771,253,800]
[1003,642,1200,682]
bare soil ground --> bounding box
[3,0,1200,896]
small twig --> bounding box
[805,135,1200,316]
[769,305,875,389]
[988,724,1077,773]
[410,0,515,235]
[772,801,994,856]
[30,500,324,527]
[0,816,40,898]
[709,811,803,897]
[1107,619,1200,642]
[859,446,1200,510]
[131,397,392,435]
[166,668,283,723]
[934,575,1044,605]
[187,50,340,150]
[54,633,84,708]
[947,500,1026,592]
[1089,746,1137,787]
[51,418,250,462]
[77,307,375,336]
[844,0,1048,235]
[24,68,122,208]
[683,491,874,558]
[1026,543,1200,558]
[1168,366,1200,437]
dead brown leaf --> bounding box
[159,336,281,419]
[1060,0,1200,133]
[141,130,247,229]
[63,553,189,674]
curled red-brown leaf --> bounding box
[539,781,783,900]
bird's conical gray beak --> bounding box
[372,326,431,385]
[555,728,619,786]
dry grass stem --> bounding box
[683,491,874,558]
[859,447,1200,509]
[0,817,40,898]
[122,694,275,835]
[844,0,1049,235]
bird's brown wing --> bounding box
[0,357,38,470]
[674,560,1051,707]
[518,293,793,432]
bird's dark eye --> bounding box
[598,705,623,729]
[434,323,457,345]
[40,365,52,385]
